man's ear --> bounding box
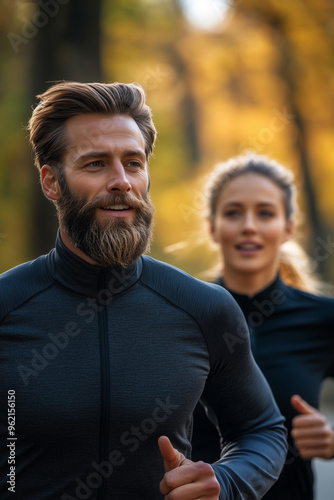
[40,165,61,201]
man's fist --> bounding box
[158,436,220,499]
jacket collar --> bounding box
[216,274,284,318]
[46,230,142,296]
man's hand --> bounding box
[291,394,334,460]
[158,436,220,499]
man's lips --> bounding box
[97,204,133,218]
[100,204,130,211]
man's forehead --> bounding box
[65,113,141,137]
[64,113,146,159]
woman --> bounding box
[191,154,334,499]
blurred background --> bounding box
[1,0,334,497]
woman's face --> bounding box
[210,173,293,278]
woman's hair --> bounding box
[204,153,326,294]
[206,153,296,222]
[28,81,157,176]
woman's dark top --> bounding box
[192,275,334,500]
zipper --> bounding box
[97,270,110,500]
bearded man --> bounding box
[0,81,287,500]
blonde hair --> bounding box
[205,153,325,294]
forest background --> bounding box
[1,0,334,285]
[1,2,334,497]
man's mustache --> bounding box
[77,192,151,216]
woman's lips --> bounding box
[235,243,262,255]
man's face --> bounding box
[55,113,154,267]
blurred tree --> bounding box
[0,1,34,271]
[29,0,102,257]
[103,0,201,171]
[233,0,334,275]
[167,0,201,165]
[166,0,334,280]
[101,0,205,265]
[1,0,334,282]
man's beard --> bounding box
[56,182,154,268]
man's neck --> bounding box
[59,227,100,266]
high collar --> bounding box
[216,274,284,317]
[46,231,142,297]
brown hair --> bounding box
[28,81,157,175]
[204,153,325,294]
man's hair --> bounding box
[28,81,157,173]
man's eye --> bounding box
[88,161,102,167]
[127,161,141,167]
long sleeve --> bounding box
[200,290,288,499]
[1,251,287,499]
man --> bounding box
[0,81,287,499]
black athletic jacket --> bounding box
[0,233,287,499]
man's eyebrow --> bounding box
[124,149,146,158]
[73,149,146,163]
[73,151,109,163]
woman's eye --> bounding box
[224,210,240,217]
[259,210,275,219]
[259,210,275,217]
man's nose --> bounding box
[106,163,131,193]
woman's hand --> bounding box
[291,394,334,460]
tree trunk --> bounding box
[29,0,102,257]
[270,18,327,276]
